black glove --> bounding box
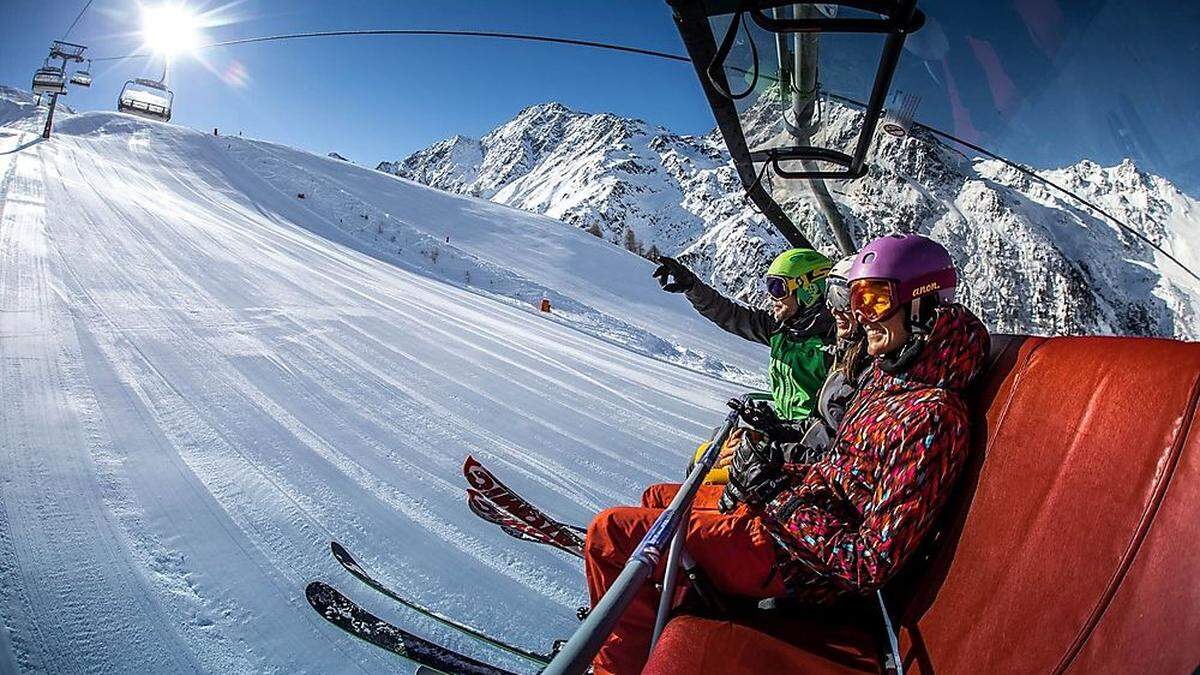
[718,433,789,514]
[652,256,696,294]
[730,400,781,432]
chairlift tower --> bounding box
[36,40,87,139]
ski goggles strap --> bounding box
[849,278,900,323]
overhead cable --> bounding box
[90,27,1198,284]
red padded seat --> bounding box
[644,612,879,675]
[645,335,1200,674]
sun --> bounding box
[141,3,203,56]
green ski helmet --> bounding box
[765,248,833,308]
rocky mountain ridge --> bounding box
[378,100,1200,339]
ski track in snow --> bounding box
[0,100,757,674]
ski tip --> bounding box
[305,580,332,606]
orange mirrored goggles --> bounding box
[849,278,899,323]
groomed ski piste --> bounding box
[0,86,769,673]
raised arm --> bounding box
[683,277,777,345]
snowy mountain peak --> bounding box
[380,98,1200,340]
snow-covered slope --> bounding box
[381,101,1200,340]
[0,89,762,673]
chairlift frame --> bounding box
[666,0,924,246]
[118,78,174,122]
[35,41,87,139]
[49,40,88,62]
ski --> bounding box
[467,489,584,558]
[329,541,552,664]
[305,581,516,675]
[462,456,586,553]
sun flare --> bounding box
[141,3,202,56]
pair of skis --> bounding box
[306,456,586,673]
[463,455,586,558]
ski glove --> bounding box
[652,256,696,294]
[728,399,805,444]
[718,432,789,514]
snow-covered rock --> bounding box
[381,100,1200,340]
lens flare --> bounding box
[142,3,202,55]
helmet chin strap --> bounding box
[878,297,937,375]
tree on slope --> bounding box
[623,227,641,255]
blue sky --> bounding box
[3,1,714,164]
[3,1,1199,192]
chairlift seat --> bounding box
[71,60,93,87]
[117,78,174,122]
[645,334,1200,673]
[32,68,66,95]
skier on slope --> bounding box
[587,234,991,674]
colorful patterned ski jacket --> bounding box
[762,303,990,594]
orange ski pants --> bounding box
[584,483,785,675]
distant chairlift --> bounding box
[32,63,67,95]
[117,78,174,122]
[70,60,93,87]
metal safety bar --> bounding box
[650,391,774,647]
[542,393,762,675]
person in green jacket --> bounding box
[653,249,835,426]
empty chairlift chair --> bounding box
[117,78,174,122]
[70,60,93,87]
[32,65,67,96]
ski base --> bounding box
[330,541,551,664]
[306,581,516,675]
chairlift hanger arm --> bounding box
[670,1,814,248]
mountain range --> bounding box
[377,99,1200,340]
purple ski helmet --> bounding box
[847,234,957,323]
